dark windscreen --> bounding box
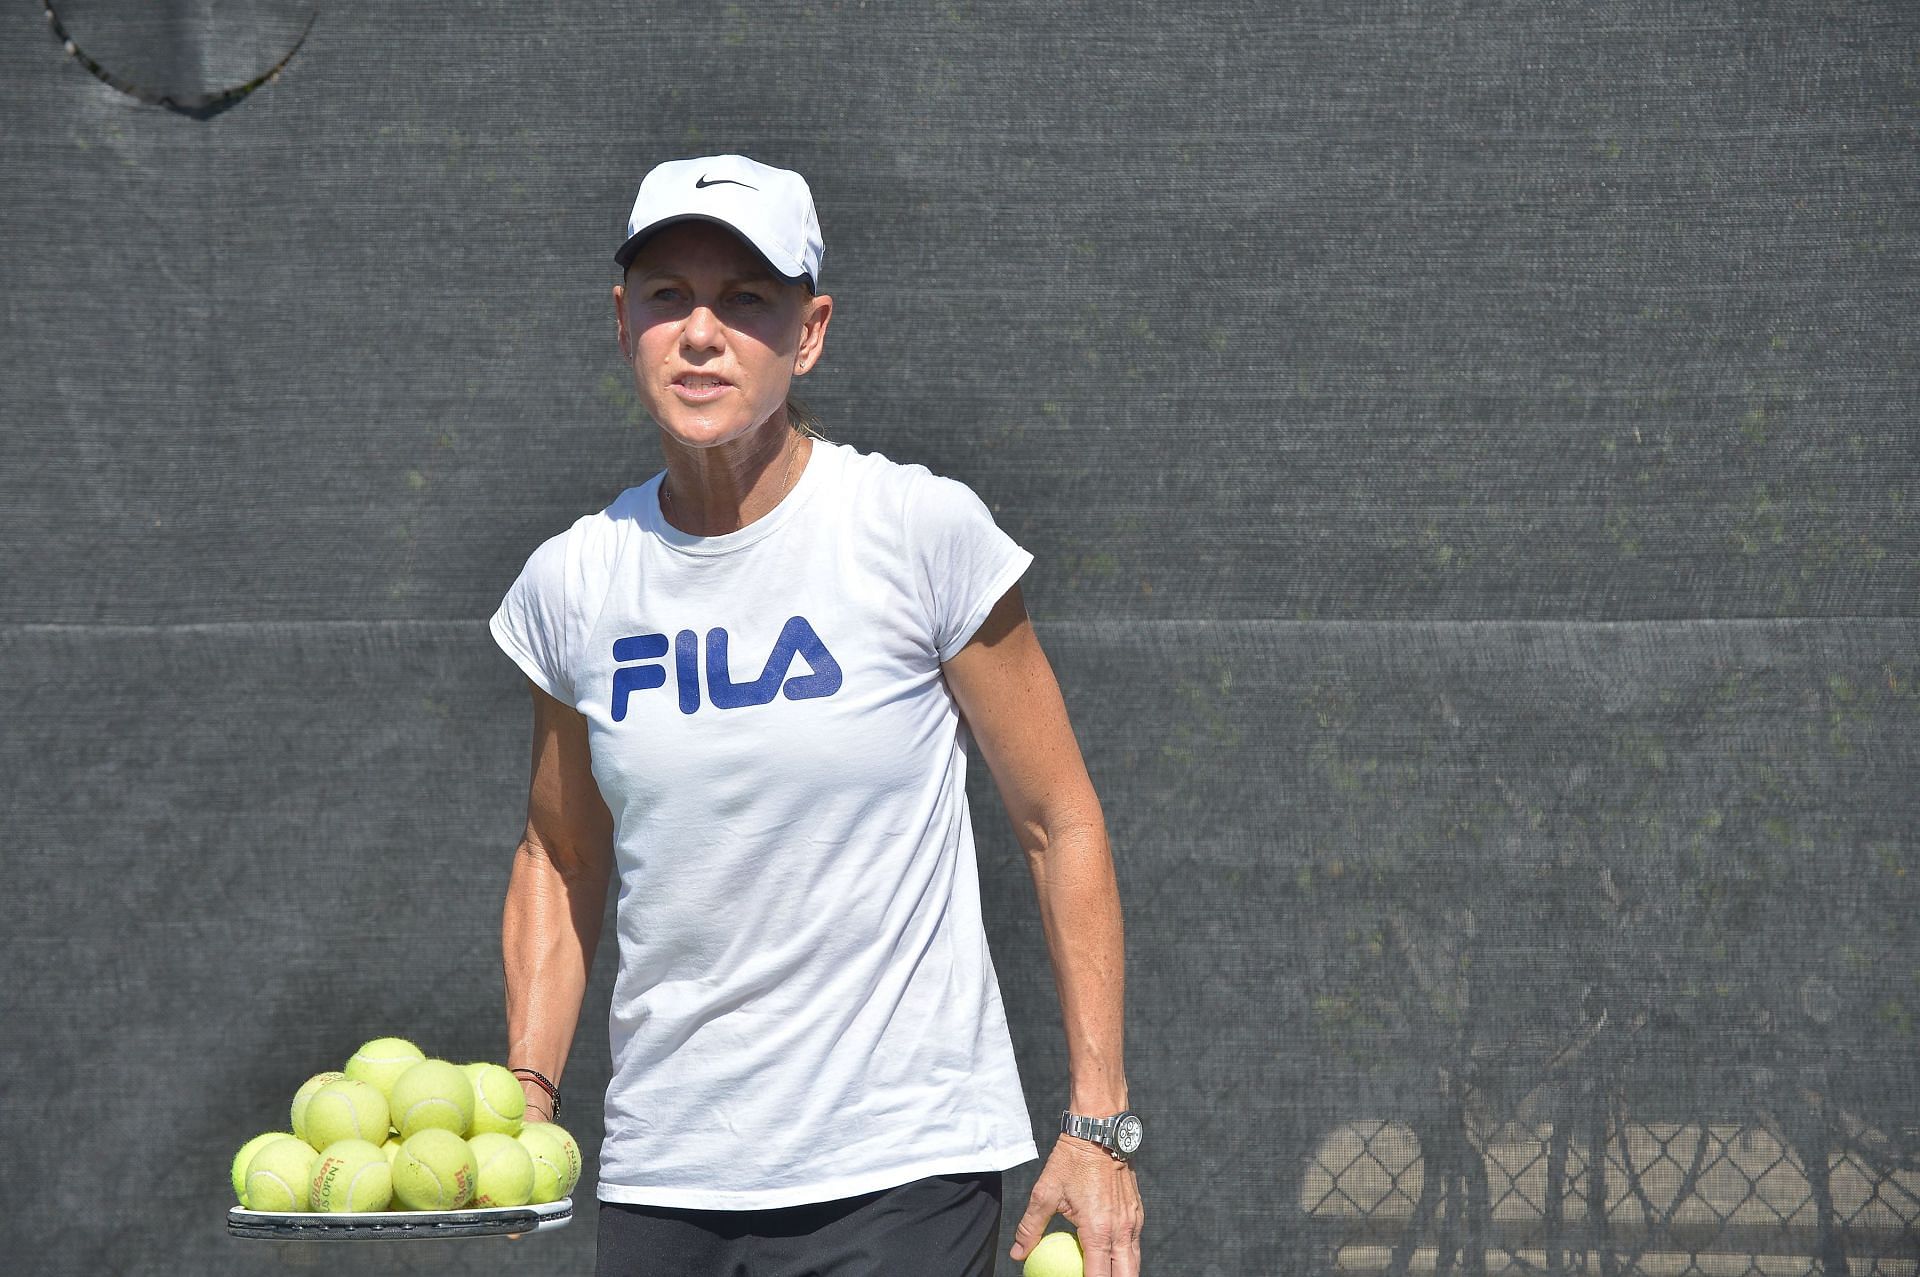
[3,1,1915,1272]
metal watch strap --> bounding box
[1062,1108,1143,1161]
[1061,1111,1114,1147]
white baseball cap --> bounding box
[614,154,824,292]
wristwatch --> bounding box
[1060,1109,1144,1162]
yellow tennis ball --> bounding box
[1025,1232,1084,1277]
[244,1138,317,1213]
[310,1139,392,1212]
[289,1070,344,1144]
[303,1078,391,1149]
[464,1062,527,1137]
[382,1136,403,1167]
[390,1059,475,1138]
[391,1129,477,1210]
[468,1132,535,1207]
[345,1037,426,1098]
[231,1132,296,1206]
[517,1122,581,1203]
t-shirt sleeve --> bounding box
[907,472,1035,663]
[488,527,577,705]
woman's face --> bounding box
[614,221,832,451]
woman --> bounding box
[489,154,1144,1276]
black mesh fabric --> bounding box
[2,1,1915,1272]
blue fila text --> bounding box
[611,616,843,719]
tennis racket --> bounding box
[228,1197,571,1240]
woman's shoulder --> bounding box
[818,439,976,506]
[599,478,663,527]
[818,441,1008,555]
[516,479,659,575]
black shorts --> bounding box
[594,1170,1003,1277]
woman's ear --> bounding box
[794,292,833,376]
[612,282,632,360]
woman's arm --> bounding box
[941,584,1144,1277]
[502,677,615,1121]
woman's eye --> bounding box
[651,287,684,302]
[730,291,765,307]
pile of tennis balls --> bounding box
[230,1036,581,1214]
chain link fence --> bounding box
[1304,1108,1920,1273]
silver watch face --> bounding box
[1115,1114,1144,1155]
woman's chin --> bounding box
[653,409,782,452]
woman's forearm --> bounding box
[502,840,606,1092]
[1027,813,1128,1116]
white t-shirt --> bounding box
[488,439,1040,1209]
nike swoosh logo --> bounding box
[695,175,757,190]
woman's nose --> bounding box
[681,305,723,352]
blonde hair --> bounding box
[786,395,827,440]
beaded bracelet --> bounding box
[510,1067,562,1121]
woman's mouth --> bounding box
[672,374,732,403]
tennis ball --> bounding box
[390,1059,475,1138]
[382,1136,402,1167]
[231,1132,296,1206]
[464,1062,526,1137]
[345,1037,426,1098]
[391,1129,477,1210]
[289,1070,344,1144]
[1025,1231,1084,1277]
[311,1139,392,1212]
[468,1132,535,1207]
[245,1138,317,1213]
[303,1078,391,1149]
[518,1122,581,1203]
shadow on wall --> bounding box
[42,0,316,120]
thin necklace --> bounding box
[662,431,801,530]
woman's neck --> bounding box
[658,421,812,536]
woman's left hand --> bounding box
[1009,1136,1145,1276]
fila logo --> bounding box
[612,616,843,720]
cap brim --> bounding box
[613,215,814,292]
